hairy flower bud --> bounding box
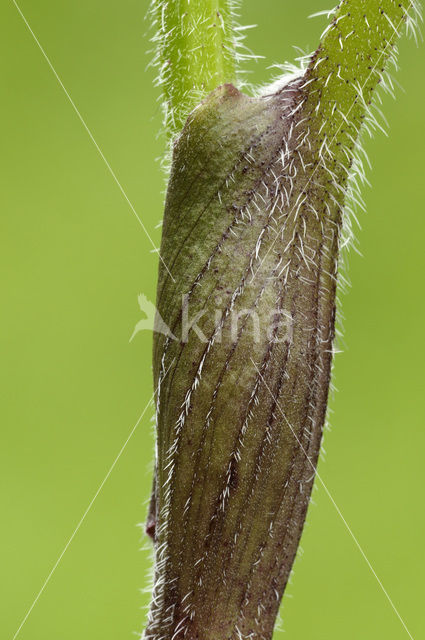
[145,80,339,639]
[145,2,419,638]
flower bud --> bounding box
[145,2,419,638]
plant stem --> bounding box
[304,0,420,174]
[151,0,238,138]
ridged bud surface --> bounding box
[147,82,339,640]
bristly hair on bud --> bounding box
[143,2,421,640]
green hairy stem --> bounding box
[144,1,420,639]
[150,0,239,137]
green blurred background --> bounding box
[1,1,424,638]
